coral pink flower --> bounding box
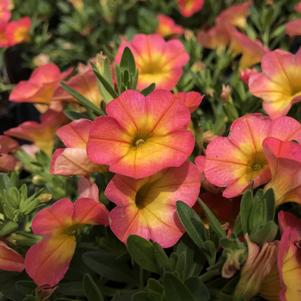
[240,68,258,85]
[0,135,18,172]
[177,0,204,17]
[249,49,301,119]
[259,211,301,301]
[277,211,301,301]
[216,1,251,29]
[204,114,301,198]
[285,19,301,37]
[295,1,301,12]
[156,14,184,37]
[54,65,102,108]
[105,161,200,248]
[198,1,251,50]
[174,91,204,112]
[263,138,301,206]
[5,17,31,46]
[87,89,194,179]
[0,22,8,47]
[25,197,108,287]
[198,24,229,50]
[0,241,24,272]
[5,110,68,156]
[228,27,268,69]
[50,119,104,176]
[77,176,99,201]
[0,0,11,23]
[115,34,189,90]
[10,63,72,106]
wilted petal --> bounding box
[0,241,24,272]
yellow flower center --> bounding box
[247,152,267,180]
[134,138,145,147]
[135,182,152,209]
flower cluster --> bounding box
[1,1,301,300]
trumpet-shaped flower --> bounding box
[25,197,108,287]
[174,91,204,112]
[228,27,268,69]
[5,17,31,46]
[105,161,200,248]
[0,135,18,172]
[5,110,68,156]
[115,34,189,90]
[10,63,72,106]
[285,19,301,37]
[277,211,301,301]
[263,138,301,206]
[198,1,251,50]
[216,1,251,29]
[54,65,102,108]
[259,211,301,301]
[51,119,104,176]
[156,14,184,37]
[177,0,204,17]
[249,49,301,119]
[87,89,194,179]
[0,0,11,23]
[204,114,301,198]
[0,241,24,272]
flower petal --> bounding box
[0,241,24,272]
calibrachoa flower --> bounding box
[263,138,301,206]
[198,1,251,50]
[115,34,189,90]
[285,19,301,37]
[5,110,68,156]
[25,197,109,287]
[0,135,18,172]
[240,68,258,85]
[259,211,301,301]
[87,89,194,179]
[0,241,24,272]
[204,114,301,198]
[277,211,301,301]
[228,27,267,69]
[105,161,200,248]
[174,91,204,112]
[177,0,204,17]
[156,14,184,37]
[216,1,251,29]
[51,119,104,176]
[10,63,72,107]
[54,65,102,108]
[5,17,31,46]
[249,49,301,119]
[0,0,11,23]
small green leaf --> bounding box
[93,66,118,98]
[127,235,160,273]
[198,199,226,239]
[162,273,195,301]
[120,47,136,74]
[83,274,104,301]
[240,190,253,234]
[185,277,210,301]
[141,83,156,96]
[61,82,101,115]
[250,221,278,245]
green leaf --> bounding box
[83,274,104,301]
[0,221,18,236]
[61,82,101,115]
[176,201,208,249]
[162,273,195,301]
[120,47,136,74]
[127,235,160,273]
[132,291,162,301]
[93,66,118,98]
[82,250,137,283]
[141,83,155,96]
[185,277,210,301]
[198,199,226,239]
[250,221,278,245]
[239,190,253,234]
